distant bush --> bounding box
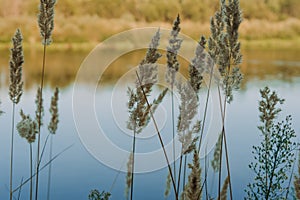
[1,0,300,21]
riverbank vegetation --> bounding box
[0,0,300,50]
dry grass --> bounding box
[1,15,300,51]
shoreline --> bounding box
[1,38,300,52]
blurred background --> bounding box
[0,0,300,199]
[0,0,299,47]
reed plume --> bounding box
[217,176,229,200]
[35,87,44,127]
[183,149,202,200]
[126,29,166,200]
[48,87,59,134]
[47,87,59,200]
[165,14,182,186]
[164,172,171,199]
[9,29,24,105]
[17,110,37,200]
[17,110,37,143]
[188,36,206,94]
[176,80,200,194]
[38,0,56,45]
[207,1,243,198]
[165,14,182,86]
[36,1,56,199]
[125,152,133,200]
[135,71,178,200]
[9,28,24,200]
[211,134,222,172]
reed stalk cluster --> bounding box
[6,1,59,200]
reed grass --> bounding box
[217,176,229,200]
[125,152,133,200]
[35,1,56,199]
[206,0,243,199]
[4,0,300,199]
[165,15,182,185]
[6,1,60,200]
[183,149,202,200]
[8,28,24,200]
[125,29,166,200]
[17,109,37,200]
[47,87,59,200]
[176,81,200,194]
[12,144,73,194]
[135,71,178,199]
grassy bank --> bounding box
[0,16,300,51]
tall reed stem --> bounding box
[10,103,16,200]
[177,153,183,193]
[130,129,136,200]
[171,85,176,183]
[35,38,47,200]
[217,85,233,200]
[30,143,33,200]
[47,135,53,200]
[198,63,214,152]
[182,155,187,200]
[136,71,178,200]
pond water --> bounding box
[0,46,300,200]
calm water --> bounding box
[0,47,300,200]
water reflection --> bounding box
[0,48,300,90]
[0,47,300,199]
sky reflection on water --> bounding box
[0,49,300,199]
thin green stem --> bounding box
[217,85,224,200]
[198,63,214,152]
[177,153,183,193]
[10,103,16,200]
[217,84,233,200]
[13,145,73,194]
[171,84,176,183]
[30,144,33,200]
[35,39,47,200]
[109,157,127,193]
[17,177,23,200]
[38,134,50,167]
[197,149,208,200]
[182,155,187,200]
[47,135,53,200]
[205,149,208,200]
[130,129,136,200]
[136,71,178,200]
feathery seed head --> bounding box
[185,149,202,200]
[38,0,56,45]
[127,31,164,134]
[141,29,161,65]
[9,29,24,104]
[125,152,133,199]
[35,87,44,127]
[188,36,207,93]
[17,110,37,143]
[176,81,198,133]
[166,15,182,86]
[48,87,59,134]
[208,0,243,103]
